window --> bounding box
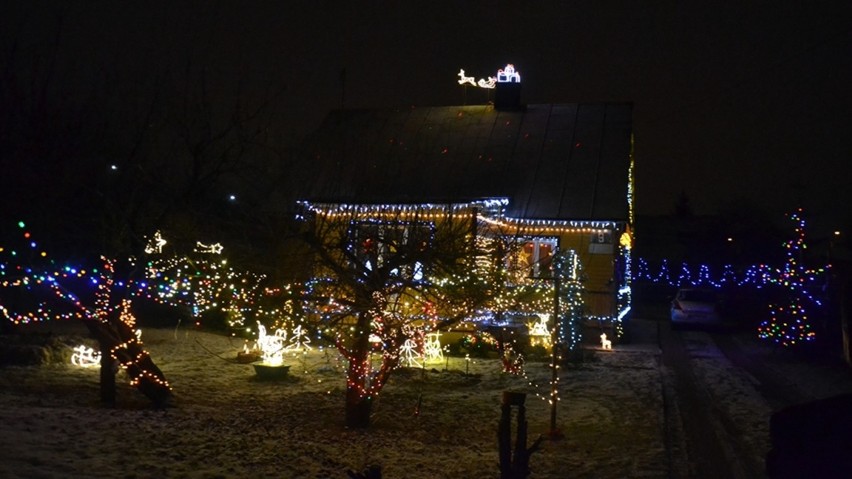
[350,221,433,279]
[589,230,613,254]
[509,237,558,280]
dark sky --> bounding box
[3,1,852,233]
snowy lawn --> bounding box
[0,327,668,479]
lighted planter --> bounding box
[236,351,261,364]
[252,362,291,380]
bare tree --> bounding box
[292,203,494,428]
[1,24,290,401]
[0,240,172,407]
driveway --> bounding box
[629,316,852,478]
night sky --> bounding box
[3,1,852,234]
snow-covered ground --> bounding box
[1,319,850,478]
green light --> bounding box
[18,221,25,228]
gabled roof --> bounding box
[298,103,633,222]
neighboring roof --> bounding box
[298,103,633,222]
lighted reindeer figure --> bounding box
[255,323,288,365]
[457,69,476,86]
[600,333,612,350]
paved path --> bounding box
[657,320,759,479]
[629,315,852,479]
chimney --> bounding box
[494,64,523,111]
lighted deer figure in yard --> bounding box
[457,69,476,86]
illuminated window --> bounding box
[509,237,558,280]
[351,222,433,279]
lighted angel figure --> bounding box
[400,338,423,368]
[144,231,167,254]
[528,314,551,348]
[423,331,443,363]
[529,315,550,336]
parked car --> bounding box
[670,288,723,328]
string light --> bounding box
[194,241,224,255]
[757,209,826,347]
[5,186,637,410]
[1,227,172,396]
[632,258,826,290]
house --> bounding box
[295,66,634,346]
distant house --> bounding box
[296,67,634,343]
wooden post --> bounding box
[98,340,116,406]
[498,391,542,479]
[549,269,563,439]
[841,277,850,366]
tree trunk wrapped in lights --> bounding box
[295,202,494,429]
[342,311,383,429]
[84,311,171,408]
[90,258,172,407]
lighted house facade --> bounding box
[296,75,634,344]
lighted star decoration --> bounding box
[194,241,224,255]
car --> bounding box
[670,288,723,328]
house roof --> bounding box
[298,102,633,222]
